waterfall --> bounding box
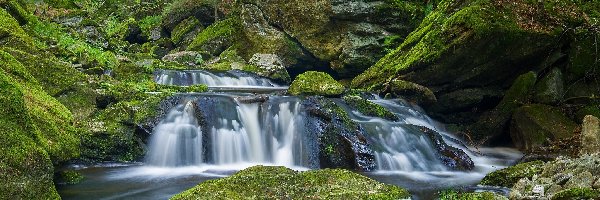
[154,69,279,87]
[146,69,517,175]
[146,101,203,167]
[146,93,312,168]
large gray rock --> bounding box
[248,54,291,84]
[580,115,600,156]
[533,68,564,105]
[246,0,423,78]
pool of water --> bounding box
[58,148,520,200]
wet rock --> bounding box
[510,104,577,151]
[302,96,375,171]
[580,115,600,156]
[416,126,474,170]
[235,95,269,104]
[385,78,437,105]
[249,0,423,78]
[342,95,399,121]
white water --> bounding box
[146,101,203,167]
[154,69,279,87]
[146,95,310,168]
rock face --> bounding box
[509,155,600,200]
[580,115,600,156]
[533,68,565,105]
[243,0,425,78]
[509,104,577,151]
[171,166,410,199]
[471,72,537,144]
[288,71,345,97]
[303,97,375,171]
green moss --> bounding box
[343,95,398,121]
[497,72,538,111]
[26,18,119,70]
[288,71,345,97]
[58,170,84,185]
[551,188,600,200]
[187,17,239,52]
[171,16,200,44]
[2,47,87,96]
[171,166,410,200]
[138,15,163,39]
[351,0,583,92]
[480,161,545,187]
[1,45,81,198]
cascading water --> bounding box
[154,69,280,87]
[146,101,203,167]
[60,69,521,199]
[145,93,314,168]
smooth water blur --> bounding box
[154,69,279,87]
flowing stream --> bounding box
[58,69,522,200]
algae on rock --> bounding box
[171,166,410,200]
[288,71,345,97]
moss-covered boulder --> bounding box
[481,161,545,188]
[352,0,597,92]
[187,17,239,56]
[303,96,375,171]
[0,49,79,198]
[510,104,578,151]
[384,78,437,105]
[171,166,410,200]
[288,71,345,97]
[342,95,398,121]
